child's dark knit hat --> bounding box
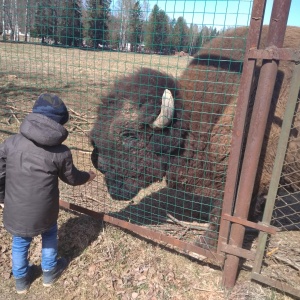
[32,93,69,125]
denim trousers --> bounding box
[12,223,58,278]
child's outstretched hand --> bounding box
[87,171,96,182]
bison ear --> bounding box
[150,89,174,129]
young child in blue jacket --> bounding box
[0,93,96,294]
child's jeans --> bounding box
[12,223,58,279]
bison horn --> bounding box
[151,89,174,129]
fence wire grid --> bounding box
[1,0,299,296]
[0,0,254,249]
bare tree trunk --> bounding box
[2,0,6,41]
[8,3,14,40]
[24,0,30,42]
[119,2,125,50]
[13,0,19,41]
[118,0,135,50]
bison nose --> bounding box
[91,148,109,174]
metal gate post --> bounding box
[217,0,266,253]
[222,0,292,289]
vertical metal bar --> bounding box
[217,0,266,252]
[252,63,300,274]
[222,0,292,289]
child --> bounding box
[0,93,96,294]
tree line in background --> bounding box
[1,0,221,55]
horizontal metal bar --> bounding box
[102,215,224,262]
[248,47,300,62]
[59,200,224,263]
[222,213,278,234]
[59,200,104,220]
[220,243,256,260]
[252,272,300,299]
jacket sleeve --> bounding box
[58,149,90,186]
[0,142,7,203]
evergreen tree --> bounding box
[107,13,121,49]
[128,1,143,51]
[145,4,170,53]
[188,24,200,55]
[172,16,189,52]
[34,0,51,43]
[86,0,111,48]
[60,0,83,47]
[167,17,176,53]
[34,0,59,44]
[192,30,202,55]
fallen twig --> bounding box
[177,226,190,240]
[166,213,209,231]
[192,286,223,293]
[9,109,20,124]
[86,195,102,203]
[273,254,300,271]
[70,125,90,136]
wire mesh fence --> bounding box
[254,95,300,297]
[1,0,300,296]
[272,94,300,231]
[0,0,254,252]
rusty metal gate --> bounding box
[218,0,300,297]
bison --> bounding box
[90,26,300,247]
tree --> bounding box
[114,0,135,50]
[2,0,15,40]
[2,0,6,40]
[145,4,170,53]
[128,1,143,51]
[13,0,21,41]
[60,0,83,46]
[24,0,31,42]
[188,24,200,55]
[34,0,59,44]
[172,16,189,52]
[86,0,111,48]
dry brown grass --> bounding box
[0,42,298,300]
[0,207,296,300]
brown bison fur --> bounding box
[91,26,300,248]
[169,25,300,207]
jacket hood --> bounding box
[20,113,69,146]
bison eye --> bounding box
[121,130,138,140]
[121,130,139,148]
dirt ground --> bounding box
[0,42,299,300]
[0,207,297,300]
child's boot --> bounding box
[43,257,68,287]
[15,265,34,294]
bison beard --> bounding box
[90,26,300,249]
